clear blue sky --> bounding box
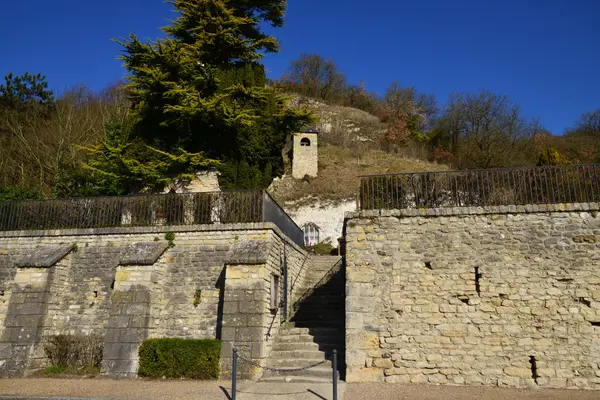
[1,0,598,134]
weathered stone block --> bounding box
[120,242,169,265]
[16,245,72,268]
[236,327,263,342]
[373,358,393,369]
[226,240,270,265]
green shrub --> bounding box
[43,364,68,375]
[138,338,221,379]
[309,242,337,255]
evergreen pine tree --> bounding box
[102,0,311,191]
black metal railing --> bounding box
[359,164,600,210]
[0,190,304,247]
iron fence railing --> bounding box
[0,190,304,247]
[359,164,600,210]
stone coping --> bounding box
[120,241,170,266]
[345,202,600,219]
[0,222,307,255]
[15,244,73,268]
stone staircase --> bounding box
[262,255,345,383]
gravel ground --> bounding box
[344,383,600,400]
[0,378,245,400]
[2,379,600,400]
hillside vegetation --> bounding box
[269,144,449,204]
[1,4,598,203]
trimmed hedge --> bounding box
[138,338,221,379]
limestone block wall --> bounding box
[0,223,306,378]
[345,203,600,389]
[219,230,308,379]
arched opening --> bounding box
[300,137,311,147]
[303,223,320,246]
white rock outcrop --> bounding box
[285,198,357,246]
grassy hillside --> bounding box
[269,144,449,204]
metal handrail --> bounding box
[359,164,600,210]
[0,190,305,247]
[358,163,600,177]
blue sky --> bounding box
[1,0,598,134]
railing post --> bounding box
[283,245,288,322]
[332,349,338,400]
[232,348,238,400]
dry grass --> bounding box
[269,144,450,204]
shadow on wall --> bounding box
[216,267,226,340]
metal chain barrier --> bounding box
[231,348,339,400]
[237,352,331,372]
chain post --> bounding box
[232,348,238,400]
[283,245,288,322]
[332,349,338,400]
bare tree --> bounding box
[575,109,600,132]
[439,90,538,168]
[279,53,347,103]
[0,82,130,195]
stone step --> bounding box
[275,335,340,344]
[284,321,342,328]
[290,319,344,327]
[275,334,316,344]
[279,327,340,336]
[293,308,344,314]
[293,292,344,300]
[291,311,344,317]
[295,296,345,302]
[272,342,320,351]
[303,271,343,278]
[308,258,341,265]
[269,350,325,360]
[267,358,331,369]
[273,340,341,353]
[272,342,342,352]
[295,290,345,296]
[296,283,344,289]
[262,365,337,379]
[301,277,343,284]
[275,332,341,342]
[260,376,335,384]
[275,334,341,345]
[295,285,344,291]
[293,304,344,310]
[292,313,344,319]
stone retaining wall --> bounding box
[0,223,306,378]
[345,203,600,389]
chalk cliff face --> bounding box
[289,96,387,145]
[285,199,357,246]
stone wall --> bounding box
[0,223,306,378]
[219,230,308,379]
[345,203,600,389]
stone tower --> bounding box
[292,130,319,179]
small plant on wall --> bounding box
[193,289,202,308]
[165,232,176,248]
